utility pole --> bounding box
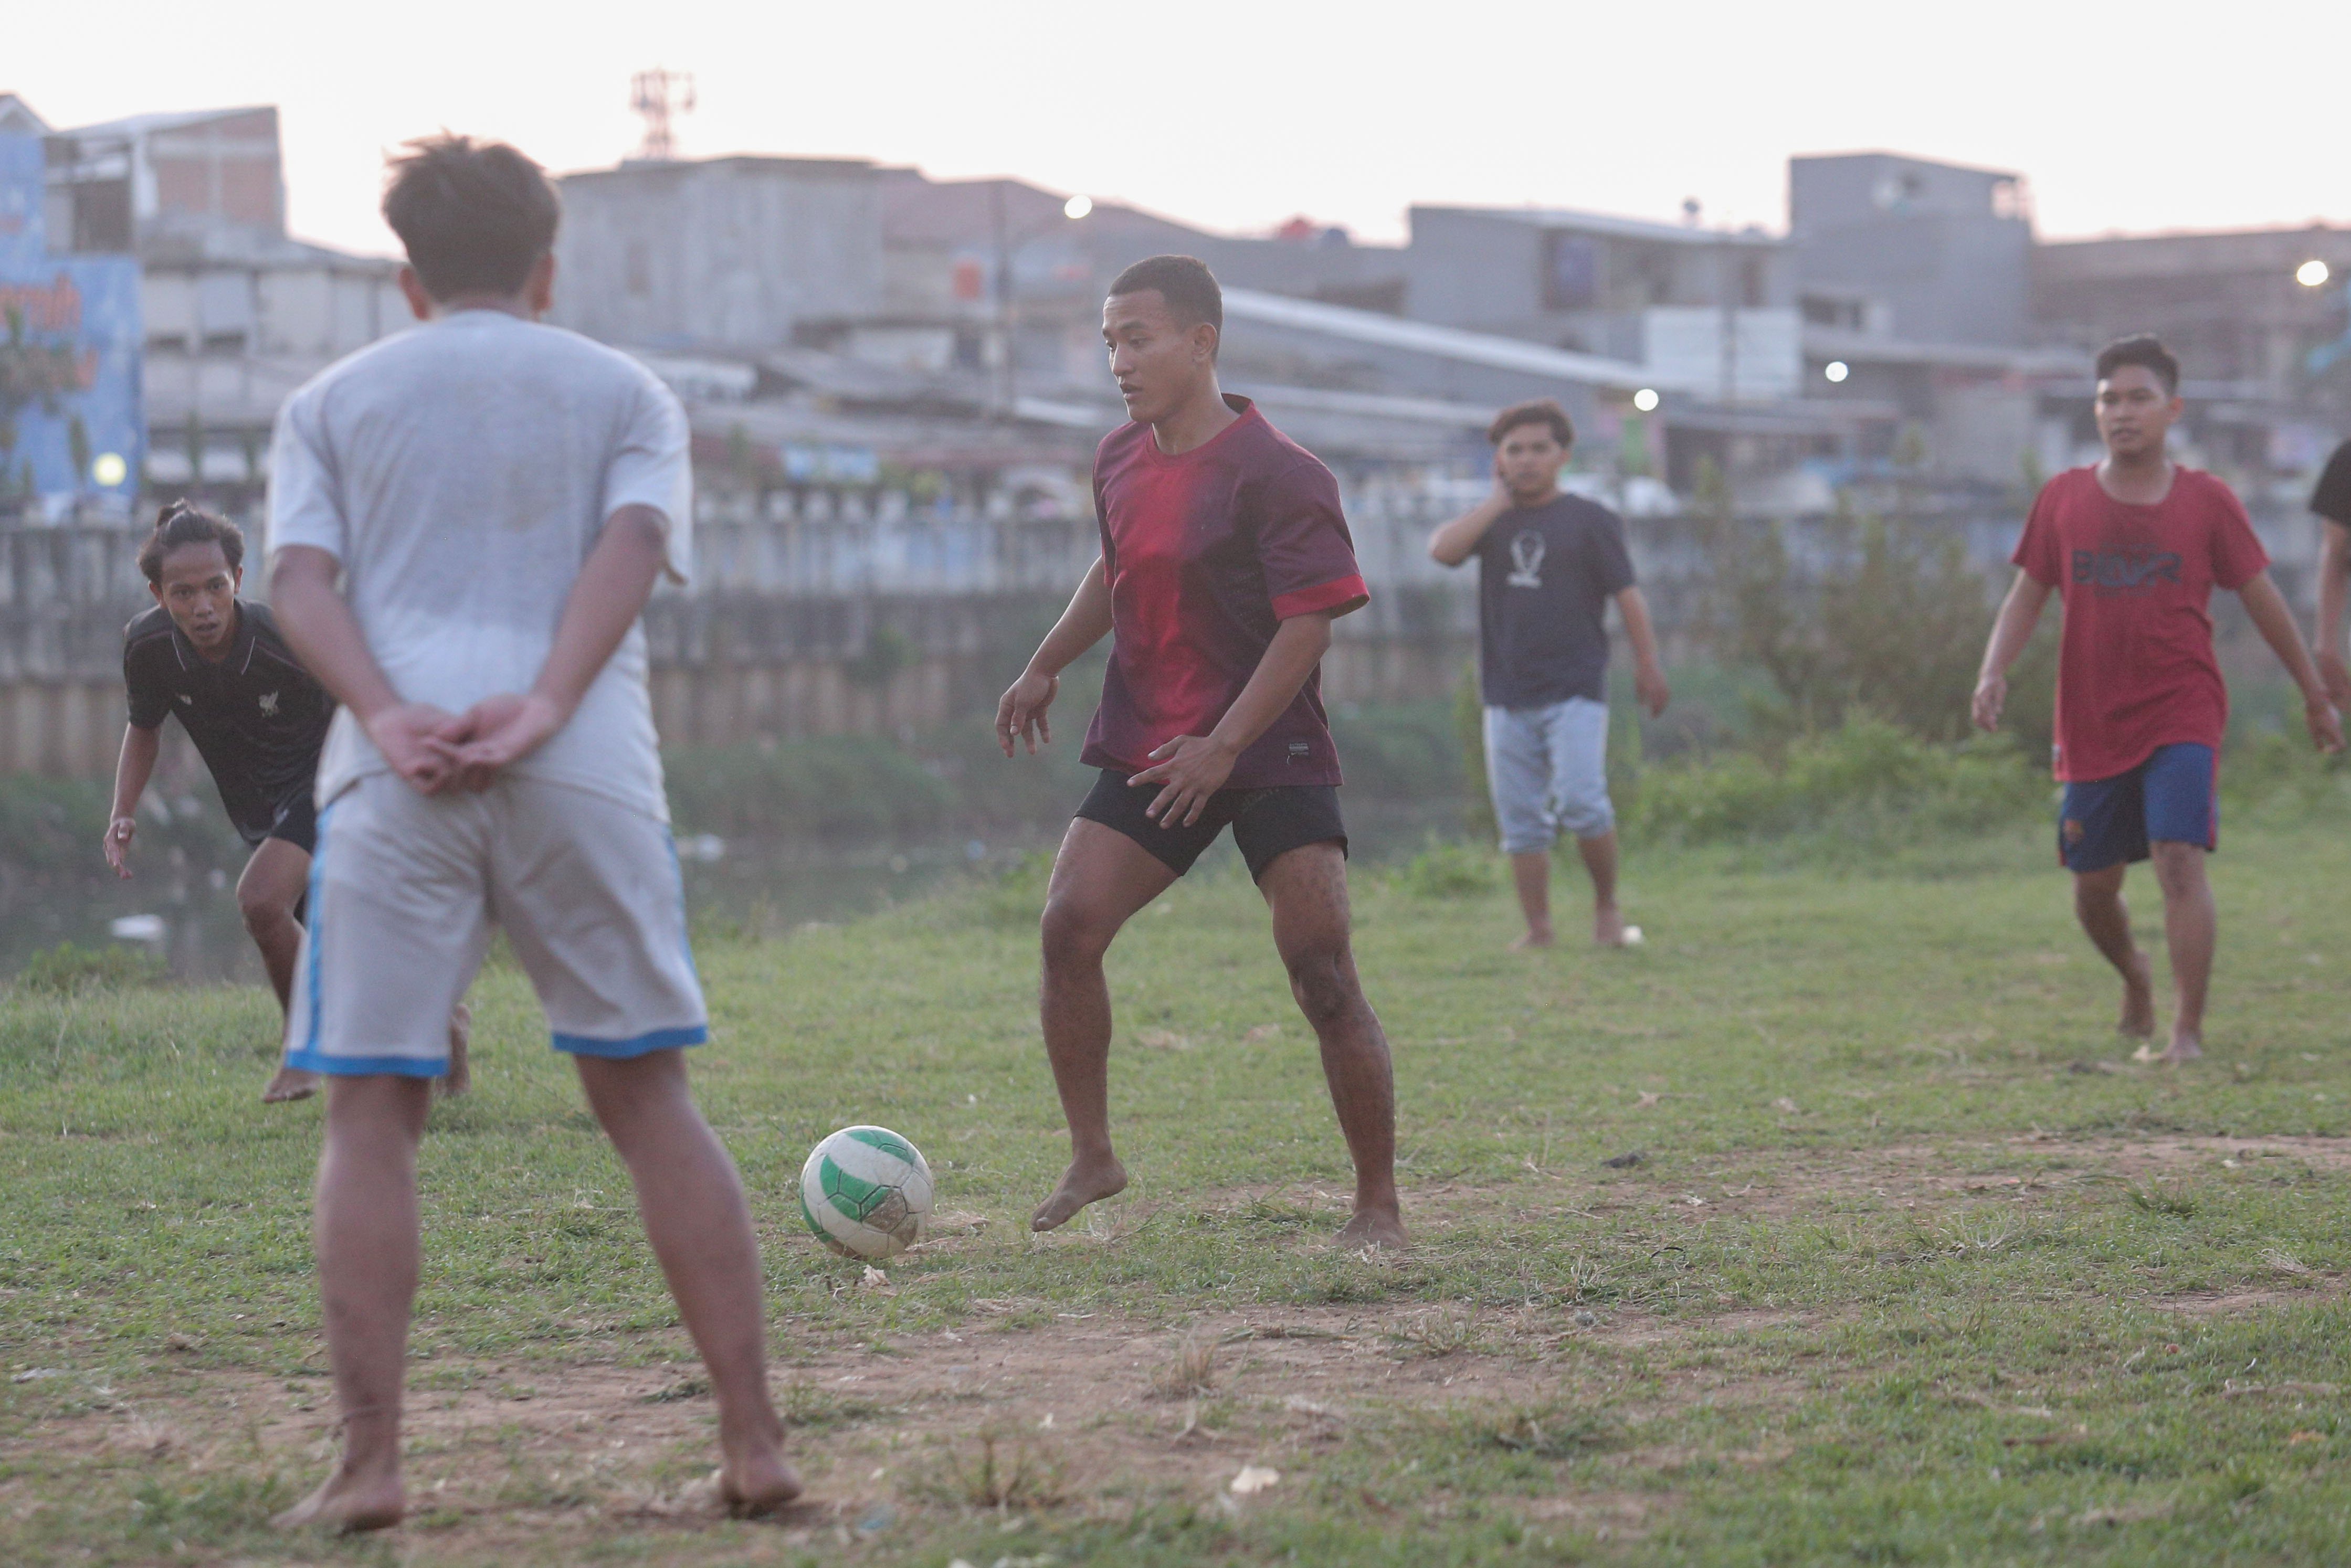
[1717,229,1738,407]
[990,182,1015,417]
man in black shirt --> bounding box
[2308,440,2351,706]
[1430,400,1669,949]
[107,503,468,1102]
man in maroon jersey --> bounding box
[1974,334,2340,1062]
[996,254,1405,1249]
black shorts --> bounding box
[233,790,318,855]
[1074,769,1346,880]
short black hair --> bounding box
[1489,398,1575,450]
[1108,254,1222,345]
[138,500,244,586]
[382,134,561,300]
[2094,334,2180,395]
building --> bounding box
[0,111,142,518]
[25,97,406,507]
[1790,152,2033,348]
[40,104,287,255]
[1405,205,1800,402]
[2033,224,2351,488]
[554,156,887,352]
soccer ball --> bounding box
[799,1125,934,1260]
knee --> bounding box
[238,886,291,936]
[1284,944,1359,1026]
[2071,868,2122,914]
[1558,798,1615,840]
[2148,843,2206,895]
[1039,897,1113,973]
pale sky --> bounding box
[12,0,2348,259]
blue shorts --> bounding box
[2058,743,2218,873]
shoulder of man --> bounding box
[2174,465,2250,515]
[2029,466,2098,515]
[284,322,425,409]
[123,603,173,654]
[1093,419,1148,471]
[239,599,297,656]
[1237,405,1326,471]
[1555,492,1624,531]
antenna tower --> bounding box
[630,69,695,162]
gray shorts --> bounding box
[1484,697,1614,855]
[283,772,708,1077]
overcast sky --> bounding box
[13,0,2347,258]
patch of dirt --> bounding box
[14,1128,2348,1561]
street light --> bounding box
[990,188,1092,416]
[2299,259,2332,289]
[1824,360,1851,384]
[1631,388,1660,413]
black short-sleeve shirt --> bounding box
[1474,493,1637,708]
[2312,440,2351,526]
[123,599,334,844]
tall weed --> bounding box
[1628,717,2046,846]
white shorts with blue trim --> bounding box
[284,772,707,1077]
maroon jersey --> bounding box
[2012,465,2268,782]
[1081,397,1369,788]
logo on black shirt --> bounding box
[258,691,280,716]
[1506,531,1546,588]
[2072,548,2182,595]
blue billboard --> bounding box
[0,135,142,518]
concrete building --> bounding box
[1790,152,2033,348]
[21,97,406,504]
[1404,205,1800,401]
[2033,224,2351,483]
[554,156,885,352]
[41,104,288,254]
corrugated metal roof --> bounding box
[1413,204,1780,249]
[1221,288,1701,394]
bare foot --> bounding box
[1030,1153,1128,1232]
[719,1452,804,1519]
[438,1003,472,1099]
[1509,927,1555,951]
[1336,1205,1409,1251]
[261,1065,319,1104]
[2160,1030,2203,1064]
[2118,950,2156,1040]
[1593,902,1627,948]
[271,1467,404,1534]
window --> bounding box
[1544,234,1598,310]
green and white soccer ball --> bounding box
[799,1125,935,1260]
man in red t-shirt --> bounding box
[995,254,1404,1249]
[1975,335,2341,1062]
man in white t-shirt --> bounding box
[263,135,798,1531]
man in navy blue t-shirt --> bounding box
[1430,400,1668,949]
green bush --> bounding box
[1627,716,2047,846]
[12,941,168,995]
[1326,700,1464,799]
[1686,465,2031,747]
[663,735,957,838]
[1387,836,1502,898]
[0,774,247,880]
[972,850,1055,927]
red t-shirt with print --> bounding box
[2013,465,2268,782]
[1081,397,1369,789]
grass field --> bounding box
[5,802,2351,1565]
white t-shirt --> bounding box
[267,309,691,821]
